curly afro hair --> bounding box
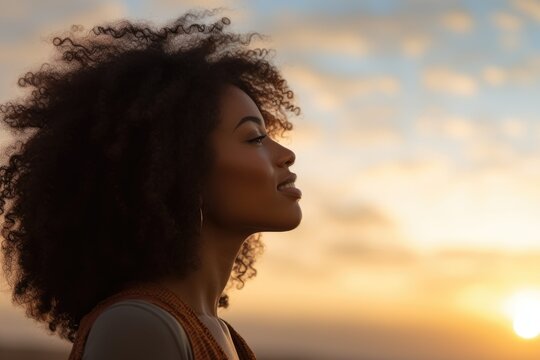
[0,8,300,343]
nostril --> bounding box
[285,155,295,167]
[289,152,296,165]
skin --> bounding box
[156,84,302,321]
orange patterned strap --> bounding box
[68,282,257,360]
[221,319,258,360]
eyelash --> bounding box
[248,134,267,144]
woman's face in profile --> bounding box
[202,84,302,234]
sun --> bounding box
[505,289,540,339]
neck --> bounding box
[155,224,251,318]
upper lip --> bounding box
[277,173,297,188]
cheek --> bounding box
[207,153,275,211]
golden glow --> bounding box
[505,290,540,339]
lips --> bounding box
[277,173,297,188]
[277,173,301,198]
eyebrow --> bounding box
[233,116,264,132]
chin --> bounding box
[267,209,303,232]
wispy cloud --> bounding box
[441,10,474,33]
[423,67,478,96]
[401,33,432,57]
[282,65,400,114]
[416,112,479,140]
[491,11,523,31]
[512,0,540,21]
[481,56,540,86]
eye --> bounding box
[248,134,267,145]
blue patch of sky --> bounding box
[252,0,403,17]
[464,0,507,15]
[522,21,540,49]
[479,86,540,119]
[123,0,143,16]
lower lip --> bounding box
[278,186,302,199]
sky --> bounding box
[1,0,540,359]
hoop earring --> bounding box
[199,202,204,231]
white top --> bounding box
[82,299,240,360]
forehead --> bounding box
[217,85,264,131]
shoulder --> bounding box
[82,299,193,360]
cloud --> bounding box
[282,65,400,113]
[334,105,403,147]
[490,11,523,50]
[348,155,454,209]
[260,7,446,59]
[491,11,523,31]
[271,24,370,57]
[280,120,324,151]
[401,34,432,57]
[482,65,507,86]
[324,200,395,226]
[337,125,403,147]
[424,248,540,294]
[280,65,341,112]
[499,32,522,50]
[317,197,409,257]
[441,10,474,33]
[423,67,478,96]
[326,240,416,266]
[513,0,540,21]
[416,113,478,140]
[347,76,400,96]
[499,117,527,138]
[465,138,521,167]
[481,57,540,86]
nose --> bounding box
[278,143,296,167]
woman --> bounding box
[0,9,302,360]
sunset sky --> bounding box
[1,0,540,359]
